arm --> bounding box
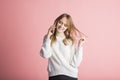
[70,44,83,68]
[40,25,55,58]
[40,34,52,58]
[70,37,86,68]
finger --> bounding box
[80,38,85,41]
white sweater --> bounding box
[40,35,83,78]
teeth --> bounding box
[59,27,62,29]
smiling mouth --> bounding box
[58,26,64,30]
[58,28,64,30]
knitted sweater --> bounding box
[40,35,83,78]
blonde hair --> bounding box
[50,13,87,46]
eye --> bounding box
[64,24,68,27]
[58,21,63,24]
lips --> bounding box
[58,26,64,30]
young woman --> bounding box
[40,13,87,80]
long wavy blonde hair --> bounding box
[50,13,87,46]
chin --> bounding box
[57,29,65,33]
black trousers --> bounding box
[49,75,78,80]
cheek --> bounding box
[64,27,67,31]
[57,23,61,26]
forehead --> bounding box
[60,17,68,24]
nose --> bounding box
[60,23,64,28]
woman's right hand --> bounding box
[47,25,55,37]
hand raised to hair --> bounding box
[78,35,86,47]
[47,25,55,38]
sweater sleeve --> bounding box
[70,44,83,68]
[40,35,52,58]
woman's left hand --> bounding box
[78,36,86,47]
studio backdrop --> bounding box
[0,0,120,80]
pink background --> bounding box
[0,0,120,80]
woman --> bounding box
[40,13,87,80]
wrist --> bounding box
[78,43,83,47]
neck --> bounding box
[56,32,65,38]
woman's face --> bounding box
[56,17,68,33]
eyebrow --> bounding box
[59,20,68,26]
